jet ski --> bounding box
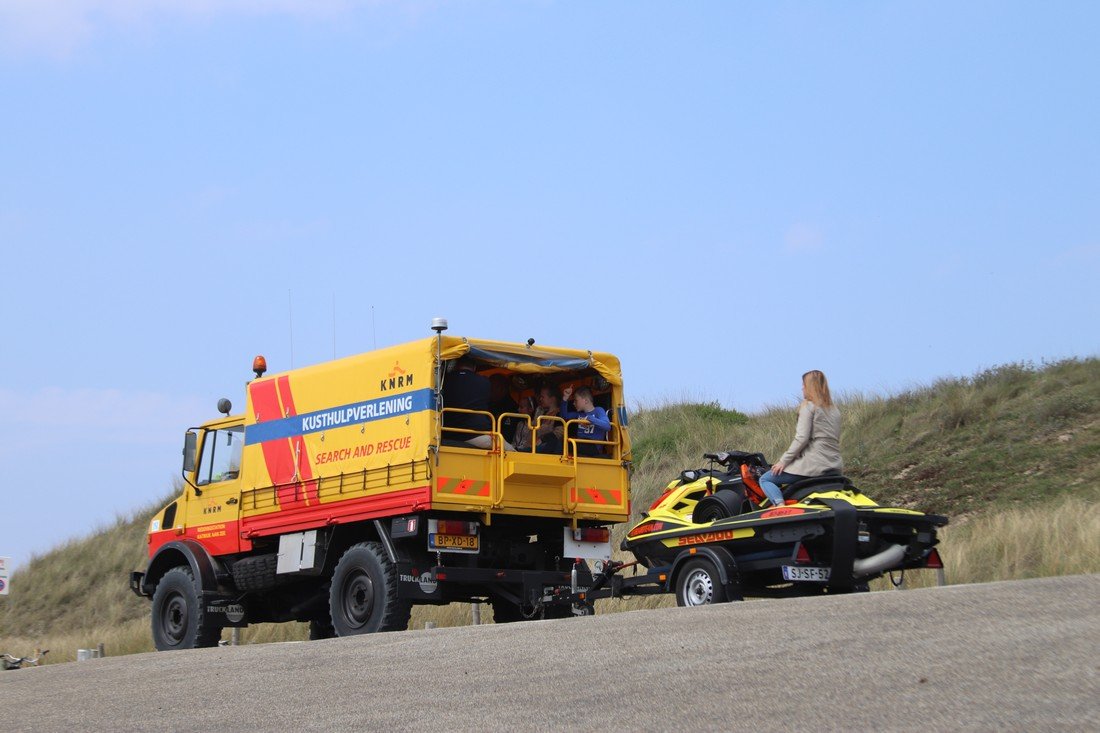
[618,451,948,604]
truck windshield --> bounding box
[196,425,244,485]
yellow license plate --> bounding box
[430,533,479,552]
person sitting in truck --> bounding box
[489,373,519,444]
[560,385,612,457]
[511,395,536,451]
[535,382,565,454]
[442,359,514,450]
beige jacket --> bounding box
[780,401,843,476]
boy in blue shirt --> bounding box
[561,385,612,457]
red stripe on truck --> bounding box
[249,377,318,510]
[240,485,432,539]
[148,520,244,557]
[276,375,319,506]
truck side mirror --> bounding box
[182,431,198,473]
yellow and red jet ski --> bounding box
[612,451,947,605]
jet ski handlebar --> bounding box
[703,451,768,468]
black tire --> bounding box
[675,559,729,607]
[491,596,566,622]
[231,554,283,592]
[309,615,336,640]
[542,603,575,620]
[151,566,223,651]
[328,542,411,636]
[694,490,743,523]
[490,597,530,623]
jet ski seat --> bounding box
[781,471,856,502]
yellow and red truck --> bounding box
[131,324,631,649]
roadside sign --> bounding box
[0,556,9,595]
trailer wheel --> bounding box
[675,559,729,607]
[329,542,411,636]
[151,566,223,650]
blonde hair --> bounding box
[802,370,833,409]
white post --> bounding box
[471,602,481,625]
[231,628,241,646]
[936,567,947,586]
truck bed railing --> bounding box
[492,413,623,461]
[439,408,505,450]
[241,458,432,513]
[563,419,622,461]
[436,408,627,521]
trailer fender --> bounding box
[668,546,742,600]
[817,498,857,591]
[139,539,228,597]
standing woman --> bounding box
[759,370,843,507]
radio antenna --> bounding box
[288,289,294,369]
[371,305,377,350]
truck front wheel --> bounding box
[151,566,223,650]
[329,542,411,636]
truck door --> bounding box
[183,423,244,554]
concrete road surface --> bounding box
[3,574,1098,731]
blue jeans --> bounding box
[759,470,808,507]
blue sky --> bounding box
[1,1,1097,571]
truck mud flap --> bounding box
[130,571,147,598]
[818,499,857,591]
[201,593,250,628]
[397,561,445,601]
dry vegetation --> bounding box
[869,497,1100,590]
[2,359,1098,661]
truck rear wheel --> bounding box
[329,542,411,636]
[151,566,223,650]
[675,559,729,607]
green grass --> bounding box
[627,358,1100,518]
[2,358,1098,660]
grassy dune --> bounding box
[2,359,1097,661]
[869,496,1100,591]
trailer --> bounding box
[564,451,947,610]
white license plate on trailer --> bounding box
[782,565,831,582]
